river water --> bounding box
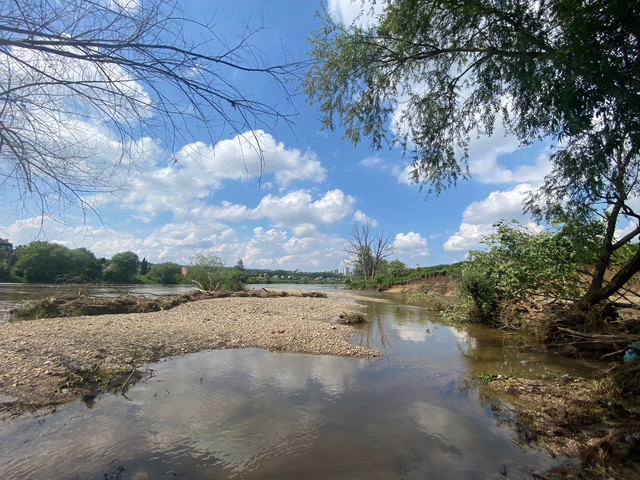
[0,283,197,322]
[0,285,595,479]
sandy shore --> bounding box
[0,293,380,416]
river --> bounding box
[0,284,596,479]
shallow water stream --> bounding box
[0,287,597,479]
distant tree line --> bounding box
[0,241,247,289]
[0,241,351,289]
[245,268,344,284]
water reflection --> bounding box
[351,295,598,380]
[352,300,472,372]
[0,289,589,479]
[0,349,561,479]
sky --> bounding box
[0,0,554,272]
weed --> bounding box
[478,372,510,383]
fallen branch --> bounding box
[556,327,623,341]
[120,367,137,391]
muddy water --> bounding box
[0,291,595,479]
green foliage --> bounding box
[306,0,640,305]
[186,253,245,291]
[12,241,102,283]
[0,258,11,281]
[347,262,463,290]
[12,241,69,282]
[387,259,408,278]
[244,269,344,284]
[306,0,639,195]
[104,251,139,284]
[148,262,183,284]
[139,257,149,276]
[459,222,589,324]
[351,245,373,280]
[405,292,427,305]
[610,243,640,271]
[66,248,102,282]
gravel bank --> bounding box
[0,294,380,416]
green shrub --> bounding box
[459,221,585,324]
[185,253,246,291]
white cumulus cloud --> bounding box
[121,131,327,217]
[256,189,355,228]
[469,136,552,185]
[353,210,378,226]
[444,183,539,251]
[394,231,429,258]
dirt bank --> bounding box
[385,274,459,309]
[0,292,379,418]
[479,375,640,479]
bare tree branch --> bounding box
[344,222,395,281]
[0,0,302,221]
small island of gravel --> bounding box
[0,291,380,417]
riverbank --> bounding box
[480,375,640,479]
[0,292,379,418]
[393,275,640,478]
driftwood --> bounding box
[553,326,640,355]
[11,288,328,320]
[556,326,625,341]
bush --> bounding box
[459,221,585,324]
[185,253,246,291]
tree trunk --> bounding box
[588,200,622,295]
[579,246,640,307]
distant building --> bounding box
[0,238,13,258]
[343,266,351,277]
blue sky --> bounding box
[0,0,553,271]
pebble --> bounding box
[0,294,380,413]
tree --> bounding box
[105,251,139,284]
[10,240,100,282]
[186,252,245,291]
[0,258,10,281]
[139,257,149,276]
[66,247,102,282]
[387,259,408,278]
[1,0,300,218]
[12,241,70,282]
[305,0,640,307]
[149,261,182,284]
[344,222,394,282]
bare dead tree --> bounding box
[0,0,302,221]
[344,222,394,281]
